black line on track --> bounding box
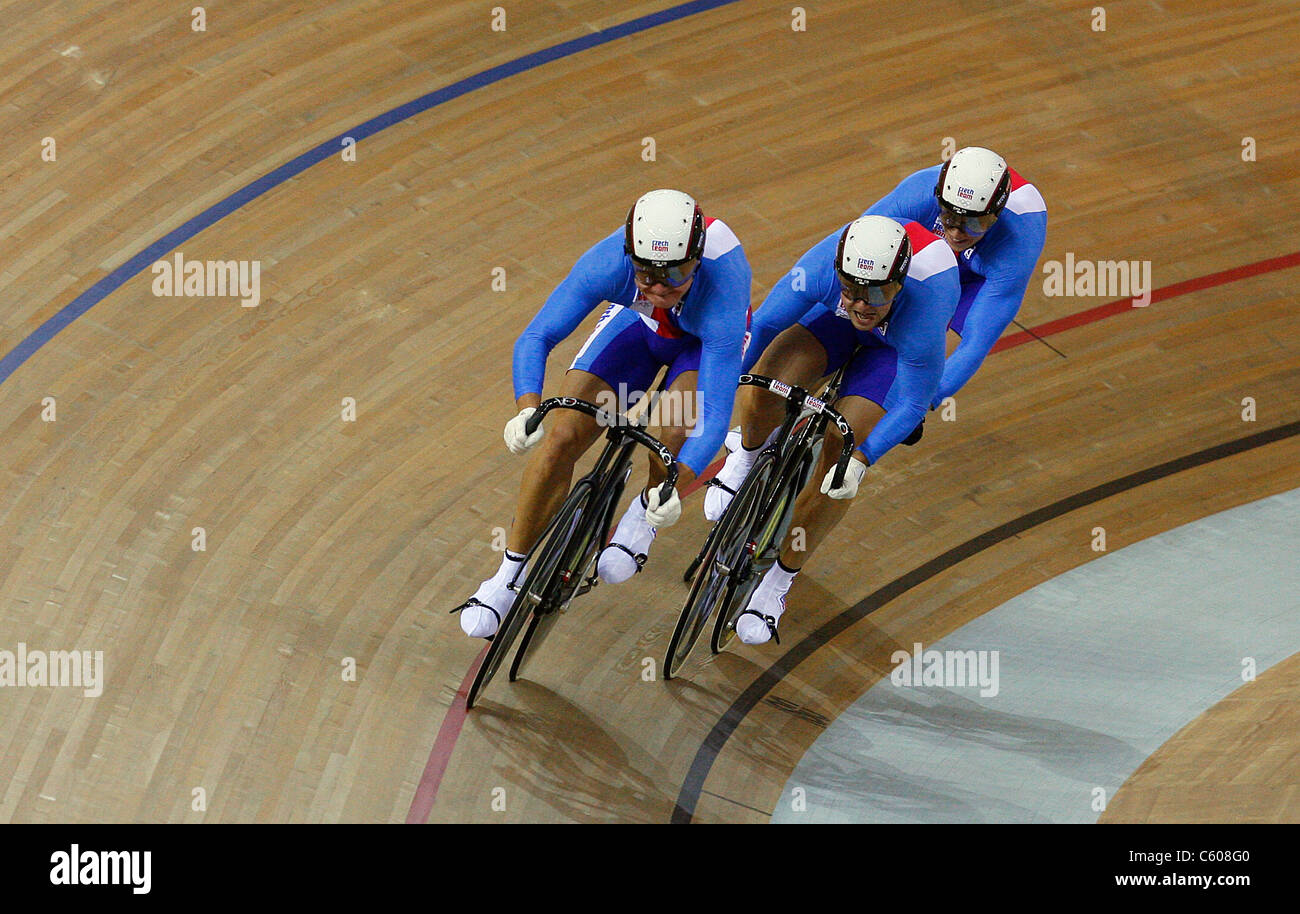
[1011,318,1069,358]
[698,789,772,818]
[670,419,1300,823]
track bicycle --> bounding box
[464,395,678,709]
[663,358,858,678]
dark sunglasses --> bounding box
[837,272,899,306]
[631,258,698,288]
[937,206,997,236]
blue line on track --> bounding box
[0,0,743,387]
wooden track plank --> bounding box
[0,0,1296,823]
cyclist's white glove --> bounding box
[504,407,544,455]
[820,457,868,500]
[645,486,682,528]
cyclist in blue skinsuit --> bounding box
[455,189,752,639]
[865,146,1047,421]
[707,215,960,645]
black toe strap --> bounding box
[737,609,780,644]
[451,597,502,628]
[708,478,737,496]
[604,541,647,571]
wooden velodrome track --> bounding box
[2,0,1297,824]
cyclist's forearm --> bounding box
[644,454,694,496]
[515,392,542,412]
[936,289,1019,403]
[861,399,927,464]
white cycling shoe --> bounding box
[455,553,527,638]
[705,446,757,522]
[735,570,791,645]
[705,427,783,522]
[597,494,657,584]
[455,578,515,639]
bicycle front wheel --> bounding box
[509,477,617,682]
[465,480,595,709]
[664,451,776,678]
[711,452,798,654]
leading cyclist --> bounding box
[454,189,752,639]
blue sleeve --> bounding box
[741,231,839,374]
[677,249,753,476]
[864,166,942,222]
[512,233,623,399]
[861,267,959,464]
[934,210,1047,406]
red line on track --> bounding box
[406,247,1298,823]
[993,250,1300,353]
[405,645,487,823]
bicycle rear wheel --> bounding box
[465,480,594,709]
[664,451,776,678]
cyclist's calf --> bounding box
[509,411,602,554]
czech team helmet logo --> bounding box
[957,186,975,202]
[651,239,670,253]
[858,258,874,271]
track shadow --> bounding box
[778,682,1148,823]
[467,681,680,823]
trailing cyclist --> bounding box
[864,146,1048,428]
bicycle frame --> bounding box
[730,364,857,560]
[513,394,679,612]
[667,356,861,669]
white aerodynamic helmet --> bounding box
[835,215,912,304]
[935,146,1011,217]
[624,189,706,268]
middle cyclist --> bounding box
[704,214,960,645]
